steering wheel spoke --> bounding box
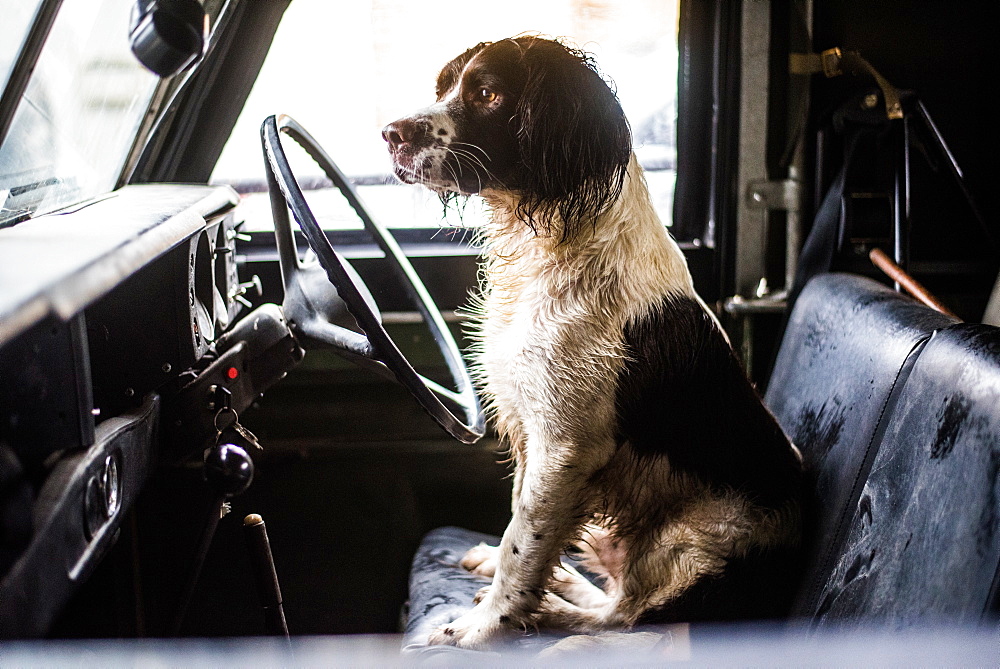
[261,114,484,444]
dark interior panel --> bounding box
[806,1,996,320]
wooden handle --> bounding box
[869,248,960,320]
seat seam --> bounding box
[804,331,937,620]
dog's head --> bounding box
[382,36,631,238]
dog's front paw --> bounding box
[426,606,511,650]
[460,542,498,577]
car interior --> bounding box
[1,0,997,664]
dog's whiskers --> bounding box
[446,146,498,192]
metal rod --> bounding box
[169,495,225,635]
[243,514,289,638]
[915,100,994,249]
[892,115,912,291]
[902,115,912,269]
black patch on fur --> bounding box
[499,615,511,624]
[512,545,519,555]
[637,544,802,624]
[615,296,801,508]
[533,533,544,540]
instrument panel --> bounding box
[0,184,246,637]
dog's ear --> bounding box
[514,39,632,240]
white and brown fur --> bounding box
[383,36,802,650]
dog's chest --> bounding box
[474,256,625,427]
[477,274,552,405]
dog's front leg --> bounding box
[508,432,527,515]
[428,440,609,649]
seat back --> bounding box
[765,273,957,619]
[811,324,1000,627]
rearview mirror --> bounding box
[129,0,207,77]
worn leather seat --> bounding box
[765,273,957,619]
[402,526,498,652]
[809,323,1000,627]
[403,273,981,653]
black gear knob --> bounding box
[203,441,254,497]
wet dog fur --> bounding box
[382,36,802,650]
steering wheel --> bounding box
[260,114,484,444]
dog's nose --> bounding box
[382,119,421,149]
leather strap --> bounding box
[786,132,860,309]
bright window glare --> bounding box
[212,0,678,229]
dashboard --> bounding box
[0,184,265,636]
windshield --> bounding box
[212,0,678,231]
[0,0,160,226]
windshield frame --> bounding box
[127,0,290,187]
[0,0,237,228]
[0,0,62,154]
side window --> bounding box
[211,0,679,232]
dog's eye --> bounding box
[478,88,498,104]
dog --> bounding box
[383,36,802,650]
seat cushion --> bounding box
[403,526,684,658]
[765,273,956,618]
[403,526,595,656]
[811,324,1000,627]
[402,526,498,651]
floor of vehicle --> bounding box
[51,375,512,639]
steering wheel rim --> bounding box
[260,114,484,444]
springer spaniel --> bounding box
[383,36,802,650]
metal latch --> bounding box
[747,179,800,212]
[789,47,845,78]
